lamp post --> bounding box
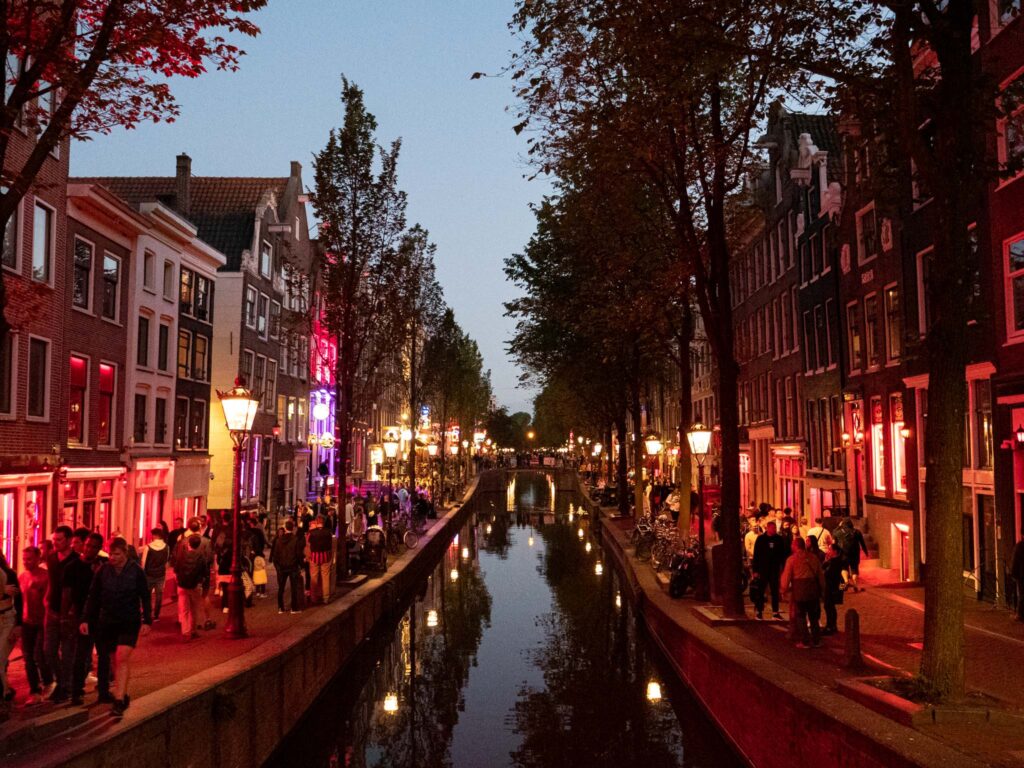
[687,422,712,601]
[217,377,259,637]
[643,433,663,522]
[383,431,399,492]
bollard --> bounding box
[844,608,864,669]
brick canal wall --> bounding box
[13,475,499,768]
[591,500,982,768]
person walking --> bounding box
[307,515,334,605]
[0,553,19,704]
[751,521,787,620]
[44,525,79,703]
[1012,534,1024,622]
[780,537,826,648]
[271,519,303,614]
[80,538,152,716]
[806,517,834,552]
[172,529,208,641]
[18,546,52,702]
[177,518,215,631]
[836,518,870,592]
[139,528,170,622]
[64,533,104,705]
[822,543,848,635]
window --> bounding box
[802,311,813,372]
[781,293,791,352]
[253,355,266,401]
[157,323,170,371]
[870,397,886,493]
[1006,235,1024,337]
[269,301,281,339]
[260,240,272,277]
[70,238,93,309]
[143,251,156,291]
[974,380,993,470]
[101,254,120,321]
[856,204,879,264]
[0,333,13,416]
[97,363,115,447]
[263,360,277,411]
[244,286,257,329]
[32,203,53,283]
[133,393,147,443]
[155,397,168,444]
[814,304,827,371]
[825,299,837,367]
[179,268,193,315]
[177,330,191,378]
[864,294,880,368]
[257,293,269,338]
[137,316,150,367]
[193,335,209,382]
[190,400,207,449]
[999,0,1022,25]
[791,287,800,350]
[163,260,174,300]
[917,248,932,336]
[1,195,17,270]
[810,234,822,277]
[847,302,863,372]
[27,337,49,418]
[175,397,190,448]
[884,285,903,361]
[890,393,907,495]
[195,274,211,322]
[68,355,88,444]
[300,337,309,378]
[785,377,794,438]
[241,349,254,385]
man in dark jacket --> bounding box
[44,525,79,702]
[173,531,209,639]
[271,519,303,614]
[752,521,788,620]
[64,533,104,704]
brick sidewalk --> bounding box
[0,522,441,740]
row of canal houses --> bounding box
[717,5,1024,603]
[0,135,395,570]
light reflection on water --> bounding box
[266,472,740,768]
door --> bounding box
[979,495,997,601]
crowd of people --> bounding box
[0,482,438,721]
[742,505,868,648]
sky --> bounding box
[71,0,546,414]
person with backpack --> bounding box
[836,518,869,592]
[172,531,208,641]
[271,519,303,614]
[139,528,170,621]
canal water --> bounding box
[267,472,741,768]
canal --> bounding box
[268,472,741,768]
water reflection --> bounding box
[267,473,739,768]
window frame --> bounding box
[177,329,192,379]
[0,331,16,419]
[72,236,95,312]
[244,286,258,330]
[31,200,55,285]
[157,322,171,372]
[1,192,20,274]
[259,239,273,278]
[864,292,881,369]
[257,292,269,339]
[855,202,880,266]
[162,259,176,301]
[26,335,50,422]
[97,361,116,448]
[1004,231,1024,341]
[154,396,169,445]
[193,334,209,382]
[67,353,90,446]
[133,392,148,444]
[846,301,863,374]
[189,398,207,449]
[142,250,156,293]
[100,252,121,323]
[175,396,190,449]
[137,314,151,369]
[884,283,903,362]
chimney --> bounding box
[290,160,301,179]
[176,153,191,216]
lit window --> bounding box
[68,355,88,444]
[98,364,115,446]
[193,335,208,382]
[890,393,907,495]
[177,330,191,378]
[974,380,993,470]
[179,268,193,315]
[870,397,886,493]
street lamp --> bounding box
[383,430,399,489]
[686,422,713,601]
[217,377,259,638]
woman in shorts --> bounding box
[80,537,152,716]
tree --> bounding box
[511,0,791,615]
[0,0,265,353]
[312,78,410,571]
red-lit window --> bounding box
[68,355,88,444]
[870,397,886,493]
[890,393,907,495]
[98,363,115,446]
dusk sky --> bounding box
[72,0,546,414]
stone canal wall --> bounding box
[591,500,982,768]
[13,475,499,768]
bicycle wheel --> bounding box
[403,530,419,549]
[651,541,669,570]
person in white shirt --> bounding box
[806,518,833,551]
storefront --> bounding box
[125,458,174,548]
[57,466,127,543]
[772,444,805,518]
[0,472,53,570]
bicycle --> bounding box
[631,520,656,562]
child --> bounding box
[252,554,268,597]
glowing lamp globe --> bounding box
[312,401,329,421]
[426,610,438,628]
[218,379,259,434]
[449,444,459,456]
[646,681,662,701]
[427,442,439,457]
[383,694,399,713]
[644,433,663,456]
[383,433,399,459]
[686,422,712,461]
[462,439,470,449]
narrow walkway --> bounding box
[606,513,1024,768]
[0,518,444,750]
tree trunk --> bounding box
[334,354,352,578]
[677,305,694,539]
[616,415,629,516]
[631,384,645,522]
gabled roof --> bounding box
[70,176,288,269]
